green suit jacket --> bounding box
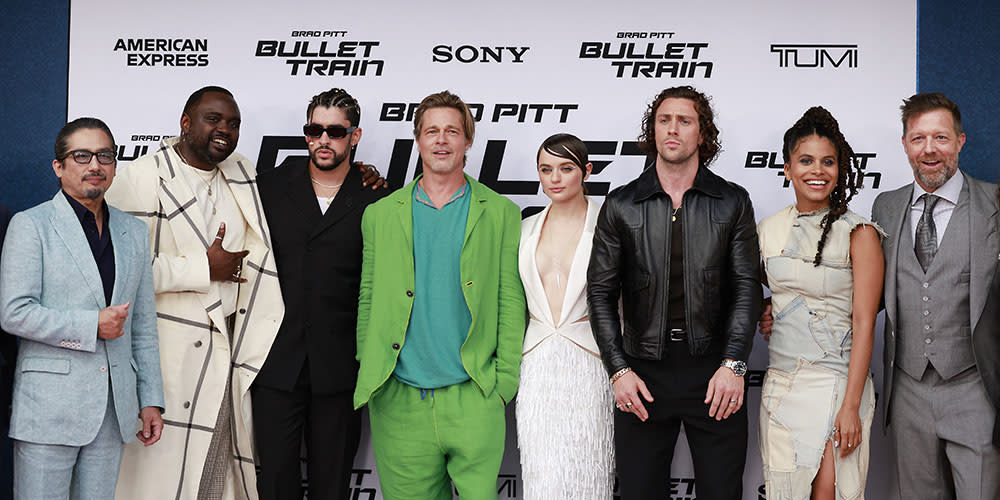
[354,175,526,409]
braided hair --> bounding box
[307,88,361,127]
[781,106,863,266]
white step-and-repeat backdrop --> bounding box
[69,1,915,498]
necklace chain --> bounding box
[174,144,194,168]
[175,144,219,214]
[311,177,344,190]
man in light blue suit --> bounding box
[0,117,165,499]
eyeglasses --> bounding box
[303,124,357,139]
[63,149,117,165]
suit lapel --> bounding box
[394,185,414,252]
[50,193,106,309]
[311,166,362,239]
[463,178,485,250]
[219,157,270,250]
[282,161,322,237]
[522,205,553,327]
[157,146,227,329]
[108,210,129,306]
[883,184,914,327]
[968,173,999,333]
[557,199,598,326]
[158,150,211,250]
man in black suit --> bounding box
[253,88,388,500]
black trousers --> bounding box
[616,342,747,500]
[252,372,362,500]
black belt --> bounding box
[669,328,686,342]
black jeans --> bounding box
[615,343,748,500]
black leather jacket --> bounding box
[587,165,762,376]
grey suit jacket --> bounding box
[872,171,1000,435]
[0,191,164,446]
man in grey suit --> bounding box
[872,92,1000,499]
[0,117,165,499]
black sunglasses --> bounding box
[303,124,357,139]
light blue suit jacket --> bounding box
[0,192,164,446]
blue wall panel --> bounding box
[0,2,70,213]
[918,1,1000,182]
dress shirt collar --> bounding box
[910,170,964,207]
[62,190,109,226]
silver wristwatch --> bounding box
[721,359,747,376]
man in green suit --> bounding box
[354,90,525,500]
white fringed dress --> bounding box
[516,200,614,499]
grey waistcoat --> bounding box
[895,184,975,380]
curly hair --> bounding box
[781,106,863,266]
[637,86,721,168]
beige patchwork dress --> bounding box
[757,206,883,500]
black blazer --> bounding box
[254,157,388,394]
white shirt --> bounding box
[179,163,246,316]
[316,195,335,214]
[909,171,964,247]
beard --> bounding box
[310,146,349,171]
[189,134,236,166]
[911,156,958,190]
[82,173,107,199]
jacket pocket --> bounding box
[21,357,71,374]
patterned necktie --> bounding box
[915,193,940,272]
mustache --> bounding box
[82,172,107,181]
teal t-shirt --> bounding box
[393,180,473,389]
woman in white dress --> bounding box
[516,133,614,499]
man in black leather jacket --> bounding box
[587,86,761,500]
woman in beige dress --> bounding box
[757,107,884,499]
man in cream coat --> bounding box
[0,117,164,499]
[106,86,284,499]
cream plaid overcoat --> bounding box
[106,138,283,499]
